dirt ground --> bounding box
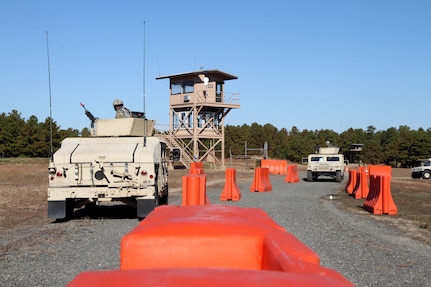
[0,158,430,244]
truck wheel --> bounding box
[137,197,157,218]
[307,171,313,182]
[336,170,342,182]
[48,200,71,220]
[159,192,168,205]
[422,170,431,179]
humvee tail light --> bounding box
[56,171,63,177]
[141,170,148,176]
[75,164,79,180]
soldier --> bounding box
[112,98,131,118]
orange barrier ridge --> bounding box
[262,167,272,190]
[120,205,319,270]
[368,165,391,177]
[111,205,354,286]
[182,174,210,206]
[250,167,272,192]
[284,165,300,183]
[68,267,354,287]
[190,161,204,175]
[220,168,242,201]
[352,169,369,199]
[261,159,288,175]
[364,174,397,215]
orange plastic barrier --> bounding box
[368,165,391,177]
[68,267,354,287]
[364,174,397,215]
[220,168,242,201]
[261,159,288,175]
[351,169,369,199]
[182,174,210,206]
[345,170,357,194]
[113,205,353,286]
[284,165,300,183]
[190,161,204,174]
[250,167,272,192]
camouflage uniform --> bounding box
[115,107,131,118]
[113,98,131,118]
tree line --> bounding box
[225,123,431,167]
[2,110,431,167]
[0,110,90,158]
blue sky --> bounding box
[1,0,430,133]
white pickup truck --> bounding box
[411,158,431,179]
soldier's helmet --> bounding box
[112,99,124,106]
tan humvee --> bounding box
[307,146,345,182]
[48,118,169,220]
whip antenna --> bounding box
[143,20,147,146]
[46,31,54,162]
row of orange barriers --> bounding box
[185,161,300,203]
[68,205,354,286]
[345,165,397,215]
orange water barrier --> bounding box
[364,170,397,215]
[261,159,288,175]
[351,168,369,199]
[67,205,354,287]
[250,167,272,192]
[345,170,357,194]
[284,165,300,183]
[182,174,210,206]
[68,267,354,287]
[114,205,353,286]
[220,168,242,201]
[190,161,204,174]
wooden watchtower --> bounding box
[156,69,240,169]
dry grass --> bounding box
[0,158,430,245]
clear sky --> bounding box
[1,0,430,133]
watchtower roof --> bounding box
[156,69,238,81]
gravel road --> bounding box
[1,173,430,287]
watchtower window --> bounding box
[183,81,194,93]
[216,82,223,102]
[171,81,194,95]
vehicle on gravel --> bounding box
[411,158,431,179]
[47,116,170,220]
[307,142,345,182]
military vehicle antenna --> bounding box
[46,31,54,162]
[142,20,147,147]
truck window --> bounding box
[311,156,324,162]
[327,156,340,162]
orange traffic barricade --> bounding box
[182,174,209,206]
[261,159,288,175]
[68,205,354,287]
[364,174,397,215]
[250,167,272,192]
[352,169,369,199]
[220,168,242,201]
[190,161,204,174]
[284,165,300,183]
[68,267,354,287]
